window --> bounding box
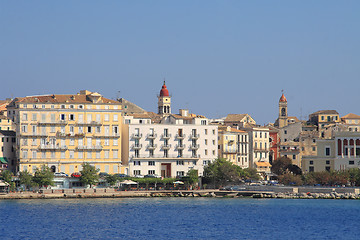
[70,138,75,146]
[284,130,287,134]
[148,170,155,175]
[69,151,74,159]
[61,105,65,109]
[134,170,141,175]
[309,161,314,165]
[349,161,355,165]
[60,114,66,121]
[22,113,28,121]
[113,139,118,146]
[113,114,118,122]
[326,160,330,165]
[213,129,215,135]
[176,160,184,165]
[104,150,109,159]
[148,161,155,166]
[87,126,92,133]
[205,129,208,135]
[78,151,83,159]
[96,151,101,159]
[176,171,185,177]
[23,150,28,158]
[104,114,109,122]
[325,147,330,156]
[104,139,109,146]
[293,155,296,160]
[61,151,65,159]
[312,147,316,151]
[113,150,118,159]
[205,139,208,145]
[134,161,141,166]
[69,114,75,121]
[309,166,314,172]
[325,166,331,172]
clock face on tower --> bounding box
[281,108,286,116]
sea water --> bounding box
[0,198,359,239]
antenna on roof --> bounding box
[116,91,120,101]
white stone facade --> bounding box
[125,116,218,178]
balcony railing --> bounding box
[223,149,237,153]
[189,144,200,150]
[131,144,143,150]
[146,144,157,150]
[146,133,157,139]
[189,134,200,139]
[253,148,269,152]
[175,134,186,139]
[161,134,171,139]
[76,145,103,150]
[131,133,143,139]
[130,154,201,159]
[161,144,172,150]
[38,120,66,125]
[76,121,102,125]
[21,132,48,137]
[38,145,68,150]
[175,144,186,150]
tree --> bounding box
[80,163,99,188]
[33,165,54,188]
[271,157,292,175]
[203,158,244,188]
[241,168,261,181]
[19,170,36,190]
[271,156,302,175]
[183,169,198,189]
[105,174,118,186]
[1,170,12,183]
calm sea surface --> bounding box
[0,197,359,240]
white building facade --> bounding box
[124,114,218,178]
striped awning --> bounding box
[0,157,8,164]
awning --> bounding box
[255,162,272,167]
[120,180,138,185]
[0,157,7,164]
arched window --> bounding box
[281,108,286,116]
[50,165,56,173]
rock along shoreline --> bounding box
[1,186,360,200]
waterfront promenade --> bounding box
[2,185,360,200]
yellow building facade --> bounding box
[7,90,125,175]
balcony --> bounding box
[189,144,200,150]
[146,144,157,150]
[146,133,157,139]
[161,144,172,150]
[253,147,269,152]
[161,134,171,139]
[130,153,200,159]
[175,134,186,139]
[38,145,68,150]
[38,120,66,125]
[21,132,48,137]
[76,145,103,150]
[131,144,143,150]
[131,133,143,139]
[190,134,200,140]
[175,144,186,150]
[76,121,101,126]
[223,149,237,153]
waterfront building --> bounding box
[267,125,279,164]
[0,115,15,131]
[244,125,271,175]
[6,90,124,175]
[302,131,360,173]
[218,126,249,168]
[341,113,360,132]
[121,82,218,178]
[0,130,16,173]
[224,114,256,128]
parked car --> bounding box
[71,172,81,178]
[144,174,161,178]
[114,174,129,178]
[54,172,68,177]
[134,174,144,178]
[99,172,110,178]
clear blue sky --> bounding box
[1,1,359,125]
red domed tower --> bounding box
[278,91,288,128]
[158,81,171,115]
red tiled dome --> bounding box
[279,93,287,102]
[160,82,169,97]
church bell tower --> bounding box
[278,92,288,128]
[158,81,171,116]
